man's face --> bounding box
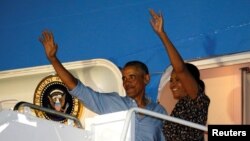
[122,66,148,99]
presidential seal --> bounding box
[33,74,83,124]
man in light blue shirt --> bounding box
[39,30,167,141]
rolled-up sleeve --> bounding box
[69,79,127,114]
[69,80,105,114]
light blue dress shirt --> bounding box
[69,80,167,141]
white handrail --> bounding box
[120,107,208,141]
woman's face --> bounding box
[169,71,187,99]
